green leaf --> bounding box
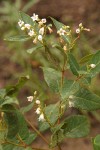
[44,104,59,125]
[39,121,49,132]
[39,103,59,131]
[19,11,34,26]
[6,76,29,96]
[62,115,90,138]
[93,134,100,150]
[0,89,6,99]
[60,79,79,100]
[24,132,37,145]
[68,53,80,76]
[27,45,43,54]
[73,88,100,111]
[16,111,29,140]
[50,129,64,148]
[2,105,19,139]
[0,96,19,106]
[50,17,71,44]
[50,17,65,30]
[0,119,7,142]
[2,104,29,140]
[20,101,34,114]
[88,51,100,77]
[42,67,61,92]
[4,35,31,42]
[79,54,93,64]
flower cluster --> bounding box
[27,91,45,121]
[18,13,52,44]
[76,23,90,34]
[27,91,37,102]
[35,99,45,122]
[57,26,71,36]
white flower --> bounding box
[18,20,24,27]
[27,96,33,102]
[39,27,44,35]
[38,35,43,41]
[41,18,46,23]
[21,26,25,30]
[36,99,40,105]
[69,101,74,108]
[28,30,35,36]
[38,18,46,26]
[57,28,66,36]
[31,13,39,21]
[76,28,80,34]
[90,64,96,68]
[24,24,31,29]
[38,113,45,121]
[35,108,41,114]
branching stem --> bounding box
[25,118,49,145]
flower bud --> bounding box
[39,27,44,35]
[38,113,45,121]
[38,35,43,41]
[90,64,96,68]
[36,99,40,104]
[76,28,80,34]
[35,108,41,114]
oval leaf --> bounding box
[62,115,90,138]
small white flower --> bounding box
[69,101,74,108]
[28,30,35,36]
[24,24,31,29]
[18,20,24,27]
[38,18,46,26]
[41,18,46,23]
[57,28,66,36]
[21,26,25,30]
[31,13,39,21]
[35,108,41,114]
[76,28,80,34]
[36,99,40,105]
[38,113,45,121]
[38,35,43,41]
[39,27,44,35]
[90,64,96,68]
[27,96,33,102]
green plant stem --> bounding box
[61,57,66,88]
[25,118,49,145]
